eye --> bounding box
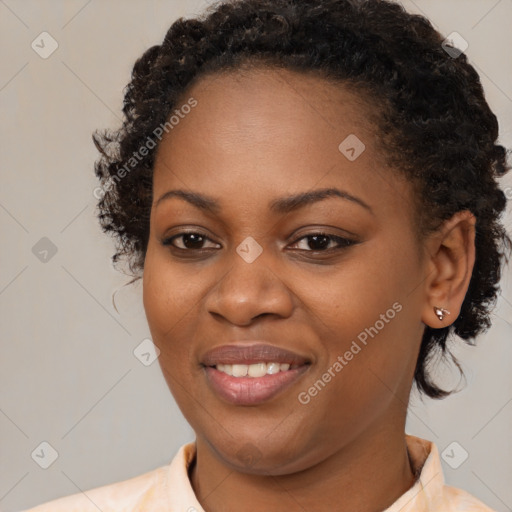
[288,233,356,252]
[162,232,221,251]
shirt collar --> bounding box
[383,435,444,511]
[165,435,443,512]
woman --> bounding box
[24,0,510,510]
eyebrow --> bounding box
[154,187,373,215]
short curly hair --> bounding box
[93,0,511,398]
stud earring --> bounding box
[433,306,451,321]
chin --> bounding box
[204,431,316,476]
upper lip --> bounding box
[201,343,311,366]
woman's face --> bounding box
[143,67,429,474]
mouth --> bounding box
[201,343,311,406]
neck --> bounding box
[189,421,416,512]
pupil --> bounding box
[183,234,204,249]
[308,235,329,250]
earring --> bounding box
[433,306,451,321]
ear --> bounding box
[421,210,476,328]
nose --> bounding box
[205,248,295,326]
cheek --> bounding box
[142,245,201,362]
[298,242,414,334]
[299,238,422,394]
[142,247,206,416]
[143,243,202,329]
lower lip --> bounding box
[204,366,309,406]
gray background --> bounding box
[1,1,511,511]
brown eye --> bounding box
[162,232,220,251]
[305,234,330,250]
[290,233,356,252]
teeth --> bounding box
[232,364,248,377]
[215,362,295,377]
[217,363,232,376]
[266,362,280,374]
[248,362,267,377]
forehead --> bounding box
[151,66,413,221]
[154,67,380,173]
[165,65,377,143]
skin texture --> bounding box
[142,67,476,512]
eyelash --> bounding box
[161,231,357,255]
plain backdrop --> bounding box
[1,1,511,511]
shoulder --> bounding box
[21,464,169,512]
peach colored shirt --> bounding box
[23,435,495,511]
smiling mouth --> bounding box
[200,342,311,405]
